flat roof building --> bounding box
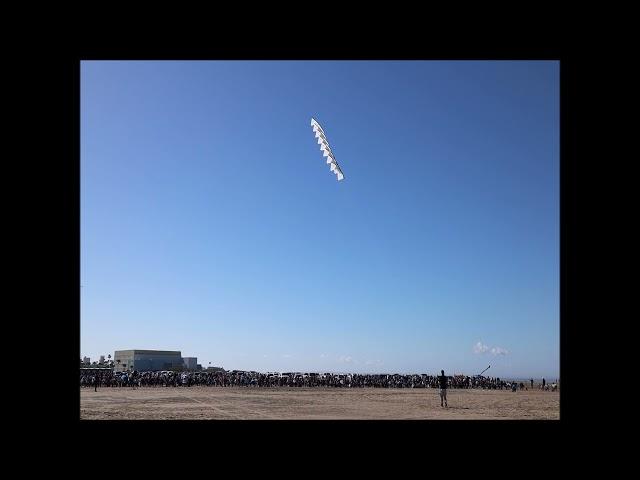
[114,350,182,372]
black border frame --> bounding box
[54,48,580,448]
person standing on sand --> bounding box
[530,378,534,389]
[542,378,546,390]
[438,370,448,407]
[94,374,99,392]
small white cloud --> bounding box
[490,347,509,356]
[474,341,509,356]
[338,355,354,363]
[281,354,292,358]
[320,353,327,358]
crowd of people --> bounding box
[80,369,559,391]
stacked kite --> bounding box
[311,117,344,181]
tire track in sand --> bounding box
[185,394,278,419]
[185,395,245,419]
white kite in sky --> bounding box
[311,117,344,181]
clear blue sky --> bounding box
[81,61,559,379]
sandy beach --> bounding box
[80,387,559,420]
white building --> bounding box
[114,350,183,372]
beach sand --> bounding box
[80,386,559,420]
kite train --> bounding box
[311,118,344,181]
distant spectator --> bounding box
[80,368,557,392]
